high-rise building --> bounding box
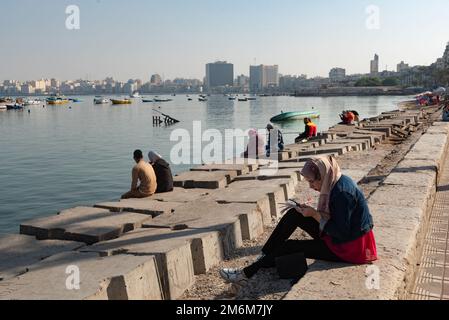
[250,65,279,92]
[329,68,346,81]
[205,61,234,89]
[370,54,379,75]
[397,61,409,73]
[150,74,162,85]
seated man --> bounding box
[265,124,284,157]
[121,150,157,199]
[295,118,317,143]
[148,151,174,193]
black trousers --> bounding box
[243,208,342,278]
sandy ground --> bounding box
[179,120,431,300]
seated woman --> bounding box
[219,156,377,285]
[295,118,317,143]
[148,151,174,193]
[243,129,265,159]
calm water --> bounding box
[0,94,410,234]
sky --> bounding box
[1,0,449,82]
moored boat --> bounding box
[111,98,132,105]
[270,110,320,122]
[46,96,70,105]
[94,97,110,104]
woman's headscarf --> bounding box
[301,156,342,214]
[148,151,162,163]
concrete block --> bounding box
[0,252,163,300]
[151,188,212,203]
[368,185,433,213]
[82,228,201,300]
[190,163,252,175]
[0,234,83,281]
[95,199,183,217]
[383,171,436,188]
[173,171,234,189]
[20,207,151,245]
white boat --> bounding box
[94,97,110,104]
[0,104,6,110]
[130,91,140,98]
[23,99,41,106]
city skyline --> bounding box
[1,0,449,82]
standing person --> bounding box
[295,118,318,143]
[121,150,157,199]
[219,156,377,285]
[243,129,265,159]
[148,151,174,193]
[265,124,284,157]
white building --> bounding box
[370,54,379,75]
[329,68,346,81]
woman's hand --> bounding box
[298,205,321,221]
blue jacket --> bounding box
[323,175,374,244]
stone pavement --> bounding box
[409,146,449,300]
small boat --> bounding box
[199,97,208,102]
[0,104,7,110]
[111,98,132,105]
[46,96,70,105]
[247,97,257,101]
[270,110,320,122]
[94,97,110,104]
[23,99,42,106]
[6,103,24,110]
[238,98,248,102]
[154,98,172,102]
[142,99,154,103]
[228,96,236,101]
[69,98,83,103]
[188,98,193,101]
[130,91,140,98]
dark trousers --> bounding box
[243,209,342,278]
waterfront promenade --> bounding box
[0,104,447,300]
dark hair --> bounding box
[133,149,143,160]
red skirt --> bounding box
[322,230,378,264]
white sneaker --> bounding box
[219,268,248,286]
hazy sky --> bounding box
[1,0,448,82]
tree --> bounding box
[355,77,382,87]
[382,77,400,86]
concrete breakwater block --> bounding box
[20,207,152,245]
[368,185,434,213]
[146,201,264,244]
[360,126,392,137]
[346,134,376,148]
[173,171,235,189]
[232,167,302,186]
[0,234,84,281]
[226,179,294,214]
[298,145,350,156]
[190,163,255,175]
[280,153,339,164]
[0,252,163,300]
[151,188,212,203]
[82,229,198,300]
[95,199,183,217]
[353,129,386,142]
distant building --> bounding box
[21,84,35,94]
[329,68,346,81]
[205,61,234,89]
[397,61,409,73]
[250,65,279,92]
[236,74,249,88]
[370,54,379,75]
[150,74,162,85]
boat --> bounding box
[6,103,24,110]
[0,104,7,110]
[111,98,132,105]
[69,98,83,103]
[130,91,140,98]
[142,99,154,103]
[199,97,208,102]
[94,97,110,104]
[46,96,69,105]
[154,98,172,102]
[270,110,320,122]
[238,98,248,102]
[188,98,193,101]
[23,99,42,106]
[247,97,257,101]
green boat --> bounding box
[270,110,320,122]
